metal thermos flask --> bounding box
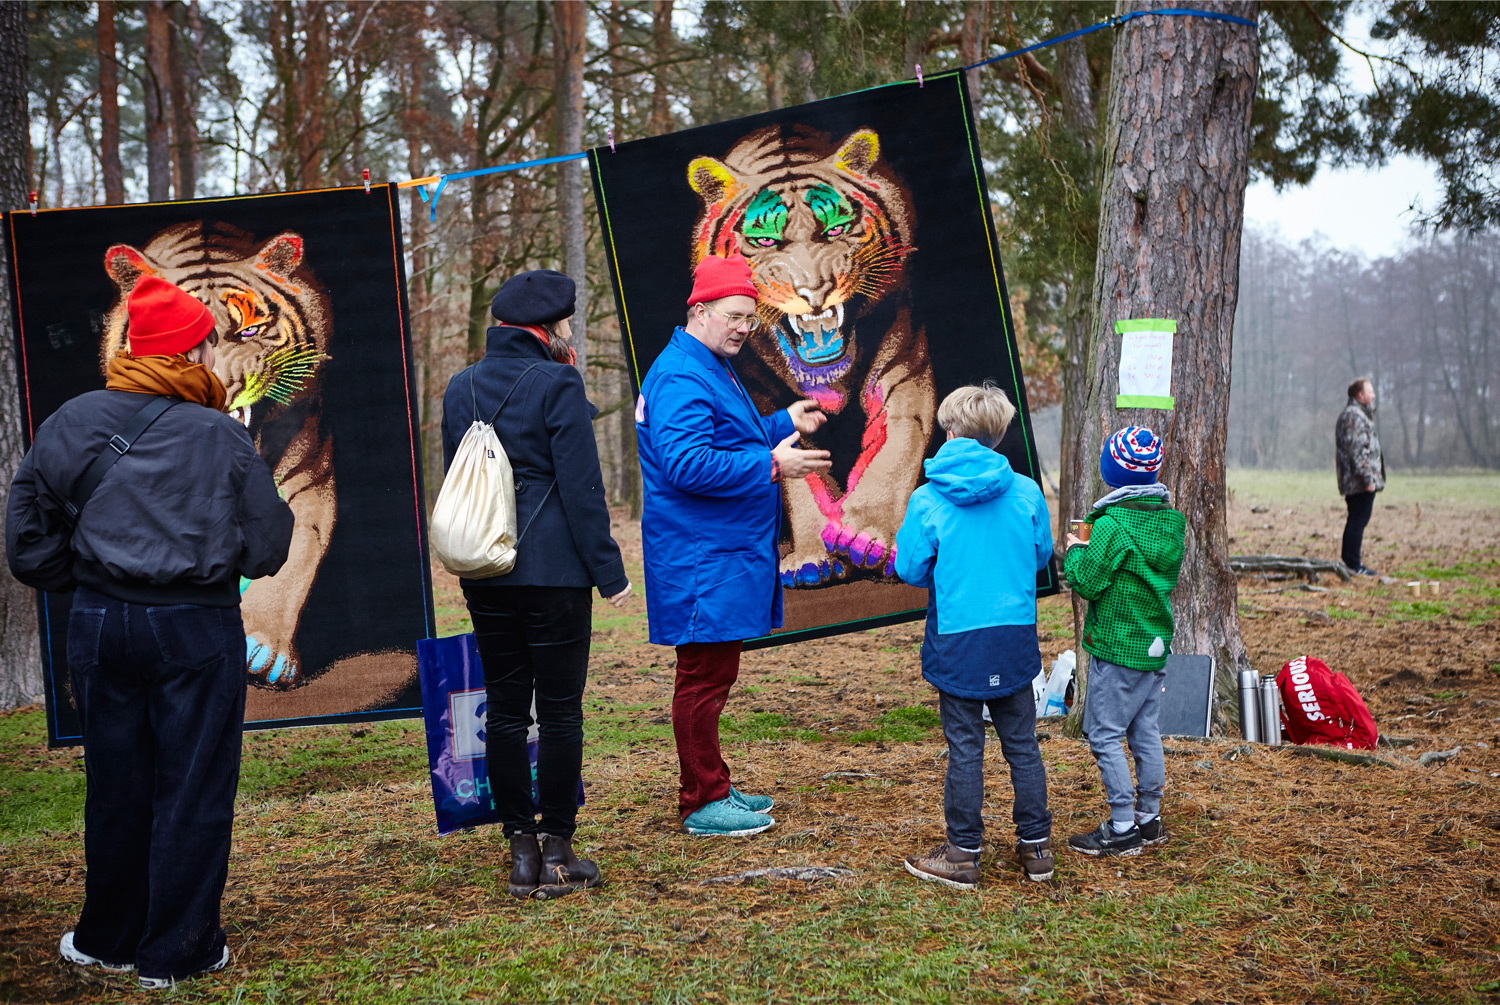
[1259,675,1282,746]
[1238,670,1263,743]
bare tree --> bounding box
[1069,0,1260,728]
[554,0,587,379]
[144,0,171,201]
[97,0,124,204]
[0,0,42,708]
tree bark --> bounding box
[297,0,329,190]
[143,0,172,201]
[554,0,587,381]
[649,0,674,137]
[97,0,124,205]
[609,0,641,518]
[168,0,198,200]
[0,0,43,708]
[1068,0,1260,731]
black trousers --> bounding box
[462,584,591,839]
[1342,490,1377,569]
[66,586,245,981]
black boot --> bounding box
[507,833,541,899]
[535,833,602,898]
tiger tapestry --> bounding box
[4,185,433,746]
[592,72,1055,648]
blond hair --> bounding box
[937,383,1016,448]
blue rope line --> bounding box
[422,151,587,220]
[964,7,1256,73]
[417,7,1255,219]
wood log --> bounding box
[699,866,854,885]
[1230,555,1353,581]
[1283,745,1401,769]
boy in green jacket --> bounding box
[1063,426,1185,856]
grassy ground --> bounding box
[2,470,1499,1003]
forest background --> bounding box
[17,0,1500,499]
[3,0,1500,713]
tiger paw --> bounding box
[822,520,897,575]
[246,635,300,688]
[780,555,848,588]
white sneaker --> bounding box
[137,944,229,991]
[59,931,134,972]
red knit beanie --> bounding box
[126,276,215,356]
[686,253,759,306]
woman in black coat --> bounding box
[441,270,631,899]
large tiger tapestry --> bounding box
[592,72,1055,648]
[4,185,433,746]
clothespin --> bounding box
[362,168,371,194]
[28,191,37,216]
[607,129,616,153]
[915,64,923,87]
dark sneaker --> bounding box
[1355,566,1380,577]
[903,842,980,890]
[138,944,229,991]
[1138,816,1168,847]
[1068,821,1143,857]
[1016,838,1055,882]
[728,785,774,812]
[59,931,133,972]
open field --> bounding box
[2,469,1499,1003]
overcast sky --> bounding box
[1243,154,1438,259]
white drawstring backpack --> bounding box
[430,363,553,578]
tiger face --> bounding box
[101,222,330,425]
[687,125,914,396]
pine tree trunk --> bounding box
[143,1,171,201]
[649,1,673,137]
[554,0,587,381]
[168,1,197,200]
[1067,0,1260,732]
[97,0,124,205]
[0,0,42,708]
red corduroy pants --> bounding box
[672,640,742,817]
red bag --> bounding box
[1275,655,1378,750]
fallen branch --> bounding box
[821,771,875,780]
[699,866,853,885]
[1418,747,1462,767]
[1230,555,1353,582]
[1282,745,1401,768]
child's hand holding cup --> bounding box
[1065,520,1091,549]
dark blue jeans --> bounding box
[463,584,591,839]
[66,586,245,981]
[939,688,1052,848]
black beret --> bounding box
[490,269,576,325]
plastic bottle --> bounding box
[1041,650,1075,717]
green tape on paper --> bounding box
[1115,318,1177,334]
[1116,394,1175,409]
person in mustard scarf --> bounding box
[6,275,293,991]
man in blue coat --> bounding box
[638,253,830,836]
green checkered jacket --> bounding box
[1063,499,1186,672]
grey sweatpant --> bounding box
[1082,655,1166,828]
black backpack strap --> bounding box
[486,363,544,427]
[64,395,182,524]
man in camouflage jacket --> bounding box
[1335,378,1384,575]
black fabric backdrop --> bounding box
[591,72,1056,648]
[4,185,433,745]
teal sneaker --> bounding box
[728,785,774,812]
[683,797,775,836]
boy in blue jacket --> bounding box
[894,384,1056,887]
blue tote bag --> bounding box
[416,633,583,836]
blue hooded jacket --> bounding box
[637,328,795,646]
[894,437,1054,699]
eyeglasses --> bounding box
[701,303,761,332]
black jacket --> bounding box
[441,326,627,597]
[6,389,294,606]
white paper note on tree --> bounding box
[1115,319,1176,409]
